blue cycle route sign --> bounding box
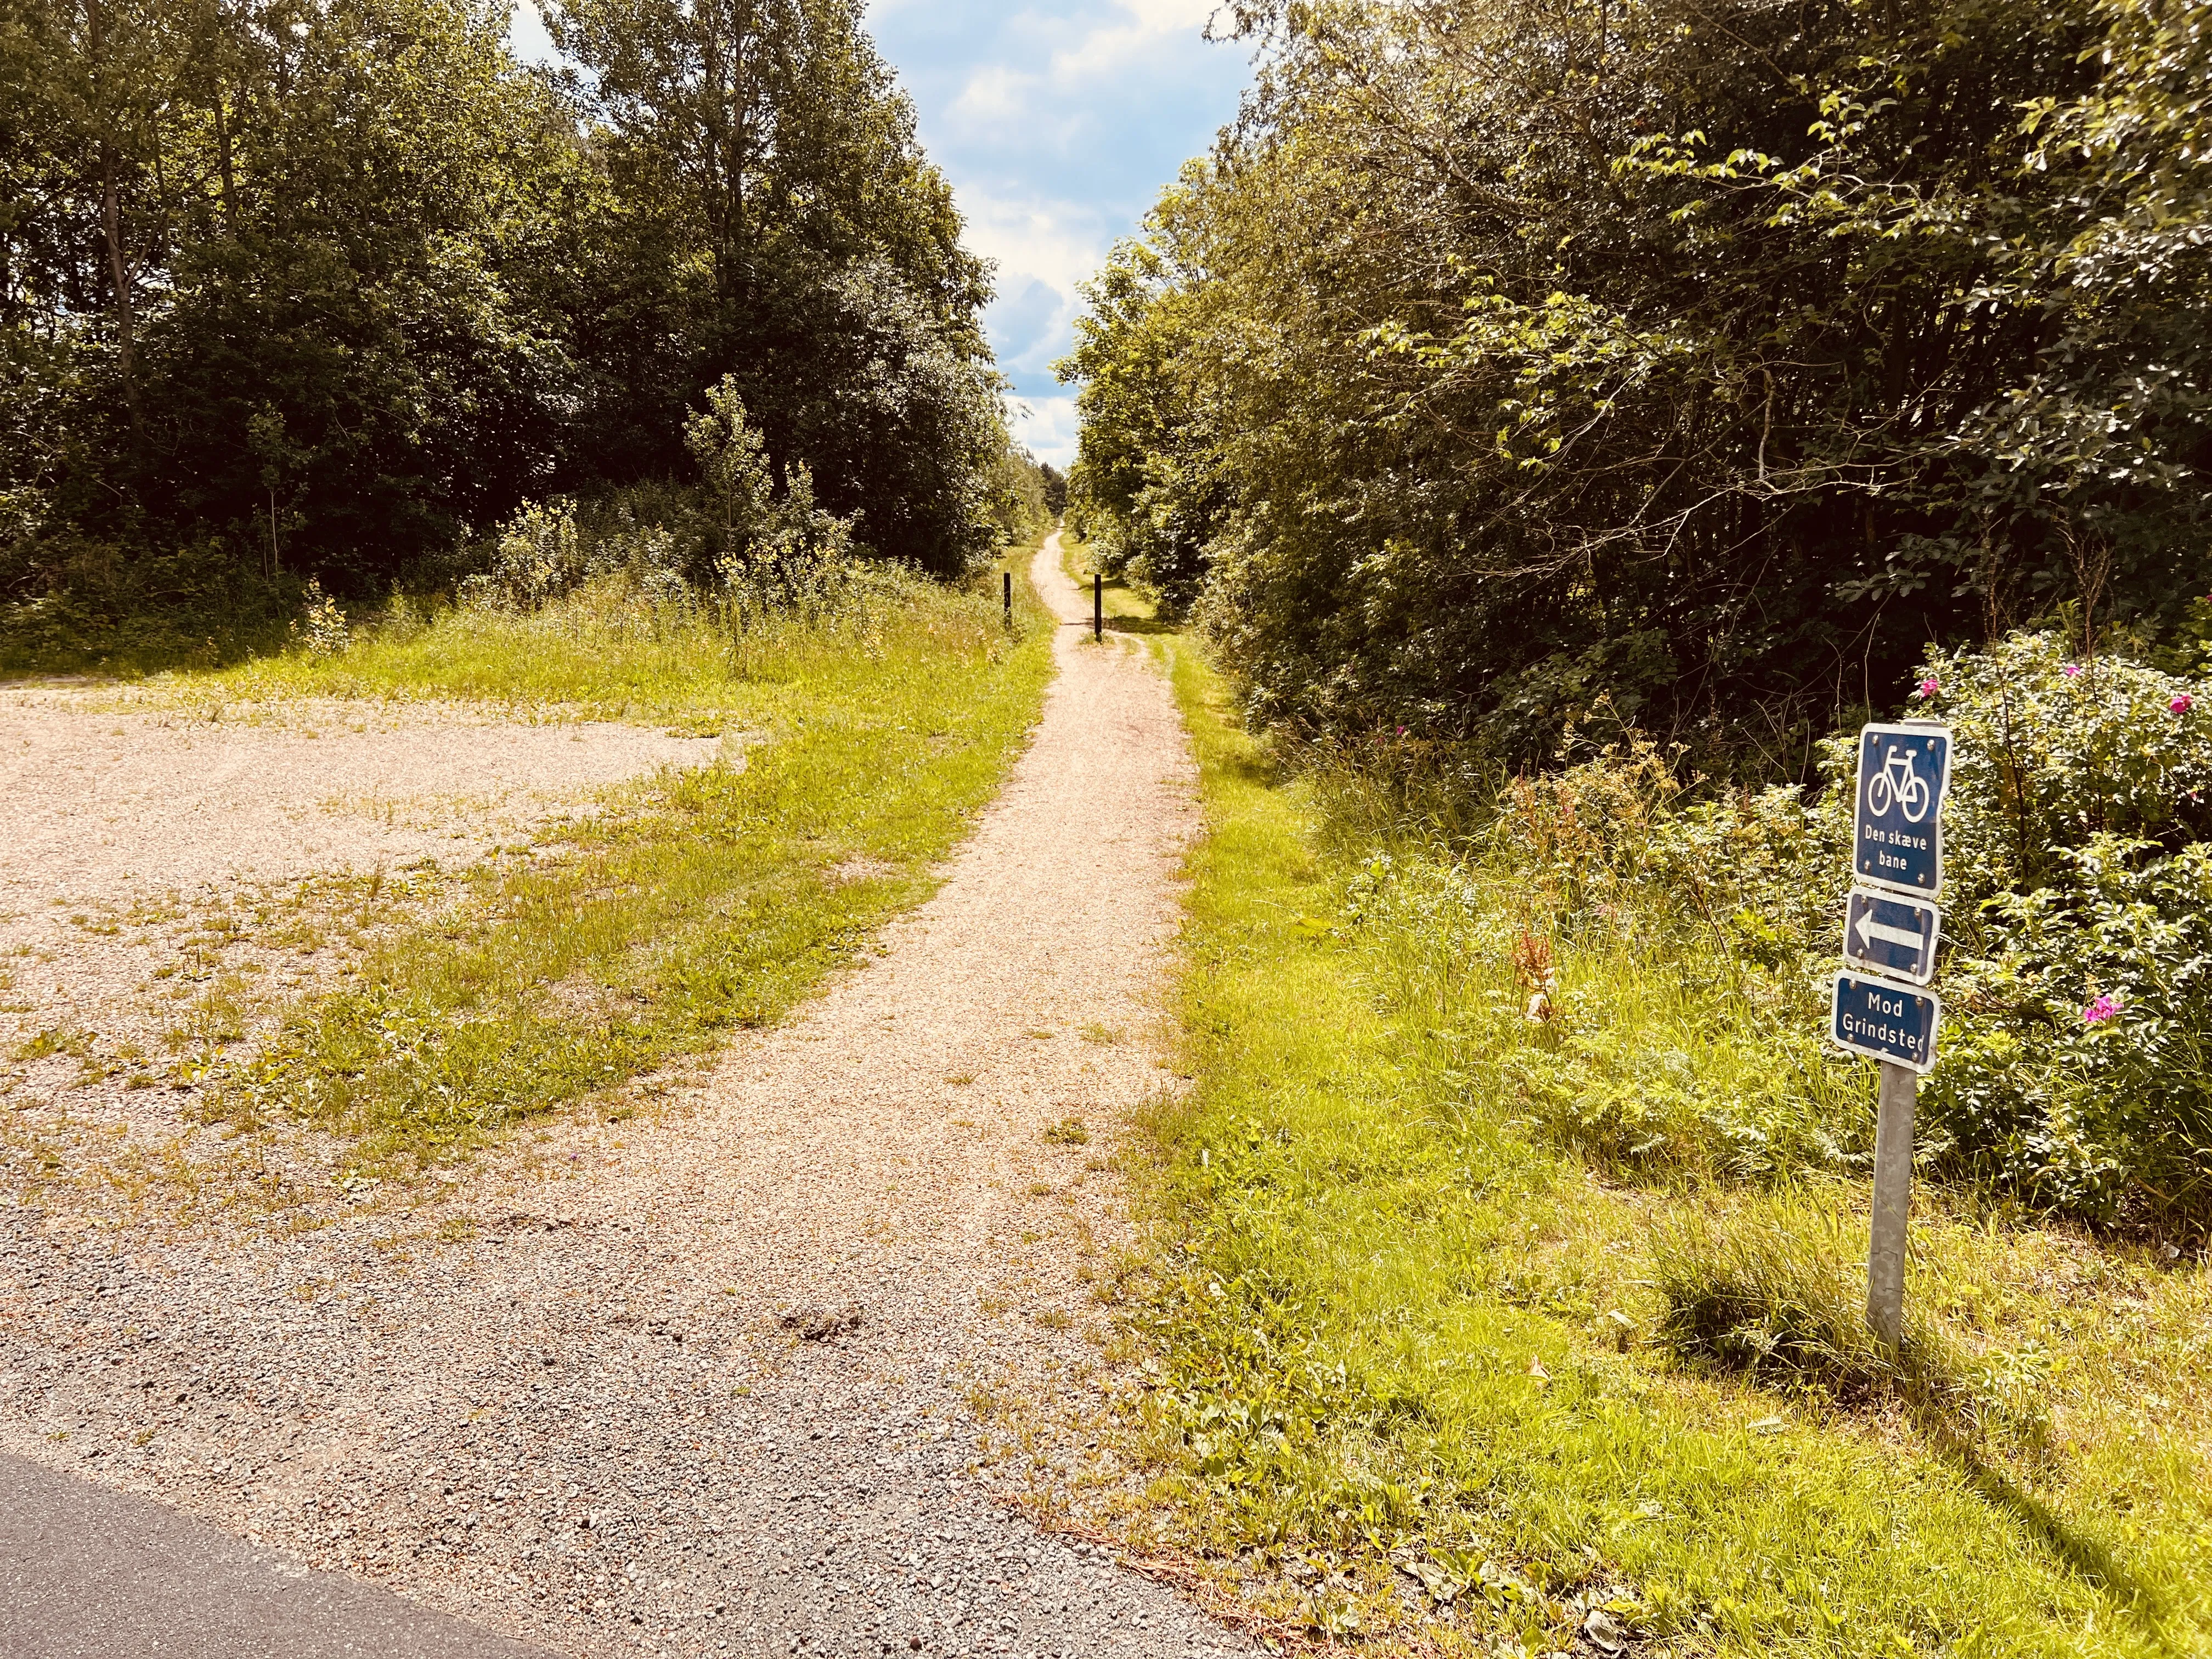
[1831,971,1944,1073]
[1854,723,1952,898]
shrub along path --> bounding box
[0,537,1239,1658]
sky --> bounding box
[507,2,1255,466]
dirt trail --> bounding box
[1,537,1238,1658]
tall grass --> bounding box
[1649,1194,2010,1440]
[1315,733,1868,1185]
[1093,640,2212,1656]
[180,551,1055,1165]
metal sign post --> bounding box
[1831,718,1952,1350]
[1867,1063,1917,1350]
[1093,572,1103,642]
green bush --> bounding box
[1926,842,2212,1224]
[1915,631,2212,906]
[1899,635,2212,1229]
[1331,630,2212,1230]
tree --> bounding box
[2,0,594,594]
[1062,0,2212,768]
[541,0,1004,572]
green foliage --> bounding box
[541,0,1005,572]
[1898,634,2212,1227]
[982,443,1056,549]
[1931,842,2212,1226]
[1,0,1011,648]
[1306,627,2212,1230]
[685,374,858,583]
[1119,636,2208,1657]
[1062,0,2212,761]
[1057,241,1218,612]
[1922,633,2212,905]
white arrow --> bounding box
[1852,906,1928,955]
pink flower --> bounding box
[2172,695,2194,715]
[2061,663,2083,678]
[1916,676,1940,698]
[2083,994,2121,1025]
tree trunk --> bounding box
[87,0,143,437]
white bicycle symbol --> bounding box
[1866,746,1932,823]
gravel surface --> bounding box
[0,690,723,1189]
[1,540,1243,1658]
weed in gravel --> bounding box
[1043,1118,1091,1146]
[13,1025,92,1063]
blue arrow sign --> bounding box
[1844,888,1942,985]
[1854,723,1951,898]
[1831,972,1943,1073]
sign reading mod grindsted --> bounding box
[1830,715,1953,1351]
[1830,970,1943,1073]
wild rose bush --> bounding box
[1927,839,2212,1224]
[1437,630,2212,1229]
[1904,635,2212,1226]
[1913,631,2212,908]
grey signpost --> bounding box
[1831,721,1952,1348]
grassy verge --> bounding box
[1101,640,2210,1655]
[175,557,1055,1168]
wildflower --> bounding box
[2061,663,2083,678]
[1916,676,1939,698]
[2172,694,2194,715]
[2082,994,2122,1025]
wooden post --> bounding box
[1866,1060,1915,1349]
[1002,569,1012,627]
[1093,572,1103,641]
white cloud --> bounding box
[1043,0,1224,84]
[962,190,1110,301]
[871,3,1249,465]
[506,0,560,67]
[940,2,1228,148]
[1008,395,1081,467]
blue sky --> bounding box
[509,2,1254,465]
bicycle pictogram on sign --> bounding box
[1865,744,1933,824]
[1853,723,1952,898]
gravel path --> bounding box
[1,540,1240,1659]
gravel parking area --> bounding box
[0,692,721,1198]
[0,541,1245,1658]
